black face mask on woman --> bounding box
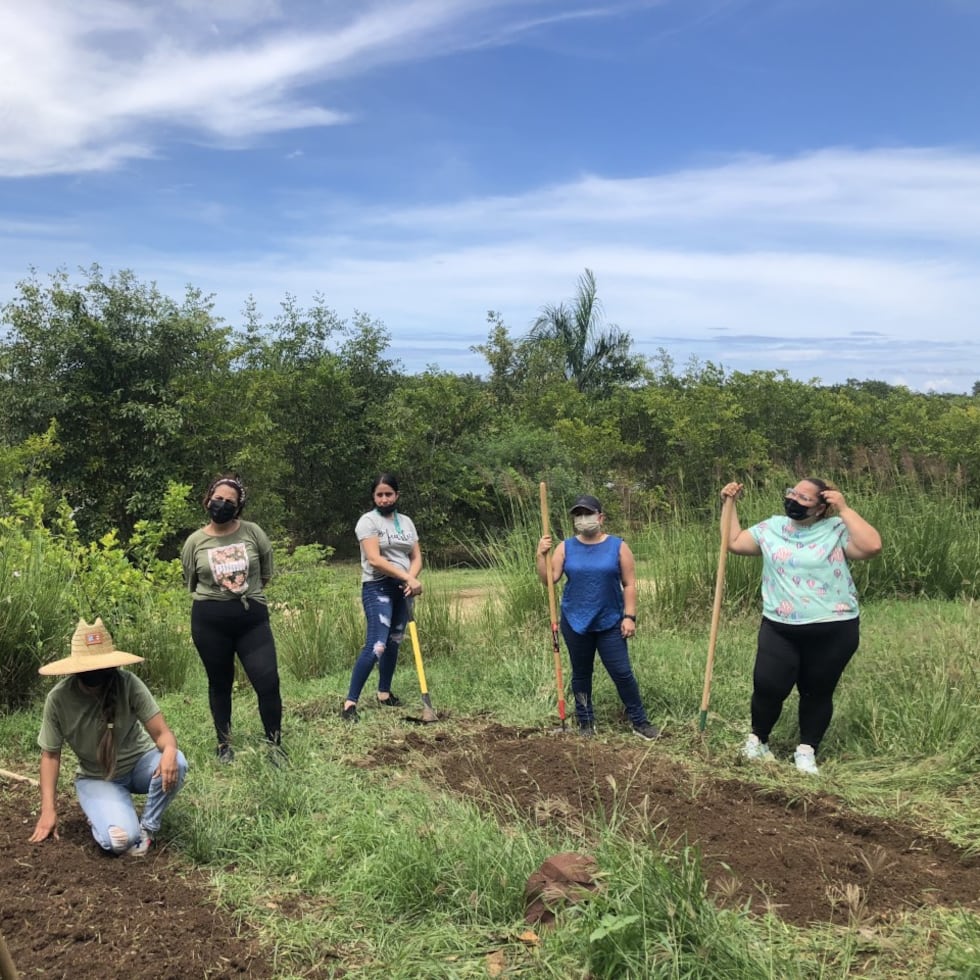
[376,503,397,516]
[208,499,238,524]
[783,497,812,521]
[80,667,117,688]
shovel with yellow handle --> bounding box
[407,601,438,724]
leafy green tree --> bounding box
[0,266,231,537]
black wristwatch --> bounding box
[623,614,637,622]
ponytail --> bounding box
[96,671,120,778]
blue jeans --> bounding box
[560,616,649,727]
[75,748,188,852]
[346,578,409,703]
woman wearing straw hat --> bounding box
[29,618,188,857]
[181,473,284,763]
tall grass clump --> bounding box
[855,484,980,599]
[276,587,363,681]
[632,519,761,627]
[112,592,196,693]
[830,600,980,777]
[0,531,73,709]
[465,504,551,641]
[544,836,796,979]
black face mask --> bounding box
[79,667,117,688]
[208,499,238,524]
[783,497,812,521]
[376,503,397,516]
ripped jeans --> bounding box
[346,577,409,703]
[75,747,188,852]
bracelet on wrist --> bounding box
[623,614,637,622]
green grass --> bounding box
[3,559,979,978]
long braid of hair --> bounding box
[96,670,120,779]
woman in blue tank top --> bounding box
[537,494,660,740]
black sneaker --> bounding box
[579,723,597,738]
[341,703,359,723]
[633,723,661,741]
[216,743,235,764]
[267,743,289,768]
[377,693,401,707]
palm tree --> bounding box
[529,269,643,394]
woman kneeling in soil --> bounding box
[720,479,882,775]
[29,618,187,856]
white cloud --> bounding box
[166,147,980,389]
[0,0,635,176]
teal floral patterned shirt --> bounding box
[749,516,858,624]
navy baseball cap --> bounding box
[570,494,602,514]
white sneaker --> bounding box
[794,744,819,775]
[741,733,774,762]
[126,826,153,857]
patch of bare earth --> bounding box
[0,780,276,980]
[363,723,980,927]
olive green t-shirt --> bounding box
[181,520,274,603]
[37,671,160,779]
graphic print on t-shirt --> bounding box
[207,542,249,594]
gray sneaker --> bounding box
[633,723,661,741]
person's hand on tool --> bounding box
[402,576,422,597]
[538,535,552,555]
[720,482,744,501]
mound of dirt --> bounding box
[365,723,980,927]
[0,781,274,980]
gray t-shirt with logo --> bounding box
[355,510,419,583]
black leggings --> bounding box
[191,600,282,745]
[751,616,859,751]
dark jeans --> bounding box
[751,616,860,751]
[346,578,409,703]
[191,599,282,745]
[560,615,649,727]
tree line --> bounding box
[2,265,978,560]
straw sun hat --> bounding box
[38,618,144,676]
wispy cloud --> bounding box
[0,0,641,176]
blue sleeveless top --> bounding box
[560,535,624,633]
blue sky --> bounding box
[2,0,979,391]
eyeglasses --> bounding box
[785,487,819,505]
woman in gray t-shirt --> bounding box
[341,473,422,723]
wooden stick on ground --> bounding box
[0,930,20,980]
[0,768,39,786]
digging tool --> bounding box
[407,602,439,723]
[539,482,567,730]
[699,494,734,731]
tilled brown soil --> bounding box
[3,722,978,978]
[364,723,980,927]
[0,780,275,980]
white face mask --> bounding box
[573,514,602,535]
